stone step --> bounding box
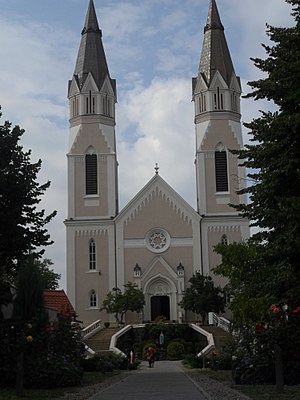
[201,326,230,352]
[84,327,120,352]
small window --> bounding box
[102,94,111,117]
[72,97,79,117]
[198,93,207,113]
[215,150,229,192]
[214,87,224,110]
[221,234,228,245]
[85,91,95,114]
[85,153,98,195]
[89,239,96,270]
[89,290,97,308]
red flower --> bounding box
[255,326,266,334]
[292,307,300,314]
[271,304,280,314]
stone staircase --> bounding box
[84,327,120,353]
[202,325,230,352]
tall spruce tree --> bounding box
[232,0,300,307]
[0,109,56,310]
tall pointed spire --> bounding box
[82,0,100,34]
[198,0,236,86]
[72,0,115,94]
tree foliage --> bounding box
[0,109,56,274]
[0,109,56,308]
[101,282,145,323]
[37,258,61,290]
[179,272,225,323]
[214,242,284,330]
[230,0,300,308]
[214,1,300,385]
[13,256,48,324]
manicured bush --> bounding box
[80,352,136,373]
[208,351,232,370]
[167,342,185,360]
[182,355,203,368]
[25,356,83,388]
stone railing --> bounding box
[190,323,215,357]
[208,312,231,332]
[110,324,145,357]
[82,319,102,339]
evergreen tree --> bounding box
[37,258,61,290]
[13,256,48,324]
[232,0,300,307]
[0,109,56,309]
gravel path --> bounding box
[54,363,251,400]
[183,369,251,400]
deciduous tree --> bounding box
[179,272,225,324]
[101,282,145,323]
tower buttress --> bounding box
[193,0,246,216]
[67,0,118,220]
[193,0,249,278]
[65,0,118,315]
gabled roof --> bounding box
[116,173,200,225]
[197,0,237,88]
[71,0,116,96]
[44,289,75,316]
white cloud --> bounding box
[118,77,195,208]
[0,0,296,292]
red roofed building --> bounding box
[44,289,76,321]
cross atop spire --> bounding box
[82,0,101,35]
[204,0,224,33]
[198,0,236,86]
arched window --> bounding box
[102,93,111,117]
[85,148,98,195]
[89,290,97,308]
[221,234,228,245]
[85,91,96,114]
[198,93,207,113]
[89,239,96,270]
[215,143,229,192]
[214,87,224,110]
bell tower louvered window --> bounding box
[85,151,98,195]
[215,144,228,192]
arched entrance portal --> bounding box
[151,295,170,321]
[143,275,177,322]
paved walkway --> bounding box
[88,360,209,400]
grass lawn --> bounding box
[205,369,300,400]
[0,370,122,400]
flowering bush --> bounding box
[233,303,300,385]
[0,312,85,389]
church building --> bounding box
[65,0,250,325]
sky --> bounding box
[0,0,294,290]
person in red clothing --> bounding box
[147,346,156,368]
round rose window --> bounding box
[146,229,171,253]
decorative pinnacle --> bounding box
[154,163,159,175]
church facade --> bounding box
[65,0,250,325]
